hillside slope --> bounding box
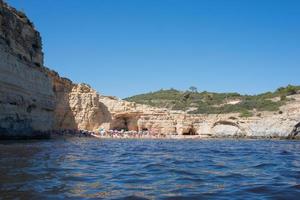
[125,85,300,116]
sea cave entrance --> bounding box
[110,116,138,131]
[182,127,197,136]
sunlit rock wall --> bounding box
[0,1,54,138]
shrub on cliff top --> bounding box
[239,110,253,118]
[124,85,299,114]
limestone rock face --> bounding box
[46,70,75,130]
[97,94,300,138]
[1,0,299,139]
[67,84,110,131]
[46,69,111,132]
[0,0,113,136]
[0,1,43,67]
[190,96,300,138]
[0,1,54,138]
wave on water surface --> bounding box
[0,138,300,199]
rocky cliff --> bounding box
[97,94,300,139]
[48,71,111,131]
[0,1,54,138]
[0,1,113,138]
[0,1,106,138]
[0,1,299,139]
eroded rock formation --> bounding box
[0,1,54,138]
[1,0,299,139]
[47,70,111,131]
[97,94,300,139]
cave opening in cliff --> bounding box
[182,127,197,135]
[111,116,138,132]
[112,118,128,131]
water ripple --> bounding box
[1,139,300,199]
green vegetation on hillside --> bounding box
[124,85,300,116]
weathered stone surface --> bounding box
[1,0,299,139]
[96,94,300,139]
[46,69,111,132]
[0,1,43,67]
[0,1,54,138]
[0,0,112,138]
[67,84,110,131]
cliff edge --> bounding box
[0,1,54,138]
[0,1,299,139]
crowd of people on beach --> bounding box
[50,129,96,137]
[96,128,164,138]
[49,128,165,139]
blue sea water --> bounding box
[0,138,300,200]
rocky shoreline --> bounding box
[46,129,300,140]
[1,127,299,140]
[0,1,300,140]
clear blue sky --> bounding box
[7,0,300,98]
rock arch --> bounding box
[212,120,240,128]
[212,120,243,137]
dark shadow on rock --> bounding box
[288,122,300,139]
[98,101,112,124]
[50,75,77,130]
